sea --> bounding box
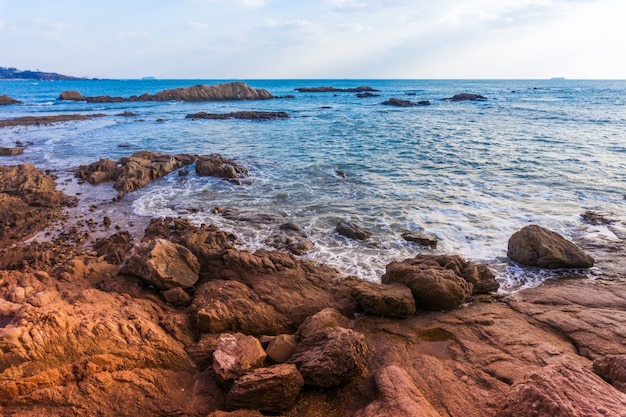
[1,79,625,291]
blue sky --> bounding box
[0,0,624,79]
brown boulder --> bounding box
[162,287,191,306]
[296,307,350,339]
[497,362,626,417]
[212,332,267,383]
[443,93,487,101]
[225,363,304,414]
[355,365,443,417]
[195,154,249,185]
[152,82,274,101]
[265,334,298,363]
[0,114,106,128]
[92,231,131,265]
[0,147,24,156]
[288,327,369,388]
[59,90,86,101]
[336,221,372,240]
[74,158,118,185]
[122,238,200,290]
[351,281,416,318]
[507,224,594,268]
[402,231,437,248]
[0,94,22,105]
[594,355,626,393]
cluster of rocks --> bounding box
[382,98,431,107]
[186,111,289,121]
[0,113,106,128]
[59,82,274,103]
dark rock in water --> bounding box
[266,231,313,256]
[0,113,106,128]
[295,86,379,93]
[0,147,24,156]
[117,111,138,117]
[402,231,437,248]
[507,224,594,269]
[195,154,249,185]
[60,82,274,103]
[225,363,304,414]
[186,111,289,120]
[442,93,487,101]
[336,221,372,240]
[382,98,417,107]
[418,100,431,105]
[288,327,369,388]
[351,282,416,318]
[406,92,417,96]
[335,169,348,178]
[0,94,21,105]
[356,92,380,98]
[220,208,278,224]
[580,210,616,225]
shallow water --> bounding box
[2,79,625,290]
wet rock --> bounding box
[297,307,350,339]
[220,208,277,223]
[418,100,432,105]
[266,232,313,255]
[593,355,626,393]
[122,238,200,290]
[195,154,249,185]
[0,114,106,128]
[186,111,289,120]
[581,210,616,225]
[507,224,594,268]
[402,231,437,248]
[288,327,369,388]
[443,93,487,101]
[336,221,372,240]
[92,231,131,264]
[0,147,24,156]
[225,363,304,414]
[382,98,416,107]
[117,111,138,116]
[0,94,21,105]
[498,362,626,416]
[212,332,267,384]
[356,92,380,98]
[265,334,298,363]
[351,281,416,318]
[355,365,443,417]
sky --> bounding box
[0,0,624,79]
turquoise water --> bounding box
[2,79,625,289]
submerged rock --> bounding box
[443,93,487,101]
[382,98,417,107]
[402,231,437,248]
[0,113,106,128]
[507,224,594,269]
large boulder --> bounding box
[195,154,250,185]
[225,363,304,414]
[355,366,443,417]
[288,327,369,388]
[498,362,626,416]
[265,334,298,363]
[212,333,267,384]
[296,307,350,339]
[122,238,200,290]
[351,281,416,318]
[507,225,594,268]
[594,355,626,393]
[0,94,22,105]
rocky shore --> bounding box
[0,155,625,416]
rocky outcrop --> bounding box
[92,231,131,264]
[382,254,499,310]
[288,327,369,388]
[186,111,289,120]
[0,147,24,156]
[336,221,372,240]
[443,93,487,101]
[295,86,378,93]
[382,98,416,107]
[0,95,21,105]
[0,114,106,128]
[195,154,250,185]
[498,362,626,416]
[225,363,304,414]
[507,224,594,268]
[0,163,70,247]
[59,82,274,103]
[594,355,626,393]
[351,281,416,318]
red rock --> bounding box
[507,224,594,268]
[351,281,416,318]
[296,307,350,339]
[212,333,267,383]
[265,334,298,363]
[594,355,626,393]
[225,363,304,413]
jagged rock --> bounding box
[355,365,443,417]
[288,327,369,388]
[265,334,298,363]
[382,98,416,107]
[75,158,118,185]
[92,231,131,264]
[122,238,200,290]
[336,221,372,240]
[443,93,487,101]
[507,224,594,268]
[594,355,626,393]
[207,411,264,417]
[351,282,416,318]
[220,208,278,223]
[498,362,626,416]
[0,147,24,156]
[402,231,437,248]
[212,333,267,383]
[0,94,21,105]
[195,154,249,185]
[186,111,289,120]
[266,231,313,255]
[297,307,350,339]
[225,363,304,414]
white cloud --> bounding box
[188,21,209,30]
